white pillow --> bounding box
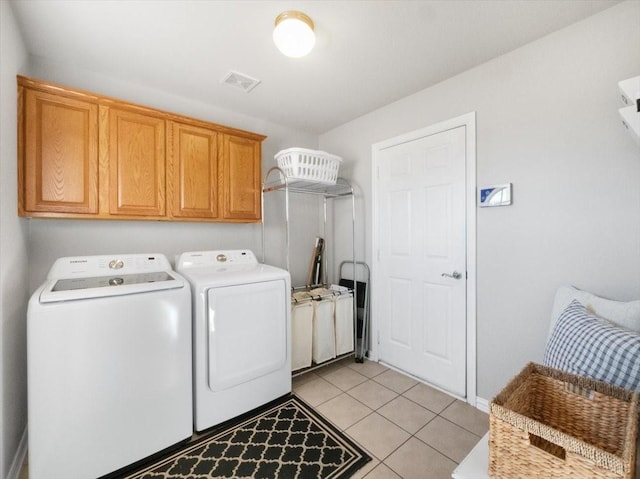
[548,285,640,338]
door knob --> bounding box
[441,271,462,280]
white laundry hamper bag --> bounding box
[291,301,313,371]
[312,298,336,363]
[334,294,354,356]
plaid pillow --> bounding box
[543,300,640,392]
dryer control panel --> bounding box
[176,250,258,269]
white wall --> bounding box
[0,2,29,477]
[319,1,640,399]
[24,59,322,289]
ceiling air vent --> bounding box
[221,71,261,93]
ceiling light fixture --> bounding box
[273,10,315,58]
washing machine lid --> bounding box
[39,254,185,303]
[39,272,184,303]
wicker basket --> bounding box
[275,148,342,185]
[489,362,638,479]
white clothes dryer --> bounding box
[27,254,192,479]
[176,250,291,432]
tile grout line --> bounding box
[296,361,489,479]
[313,386,457,472]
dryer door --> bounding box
[207,279,287,392]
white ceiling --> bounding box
[10,0,619,134]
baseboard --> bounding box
[7,426,27,479]
[475,396,490,414]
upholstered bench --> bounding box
[453,285,640,478]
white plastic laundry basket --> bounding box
[275,148,342,185]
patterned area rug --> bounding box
[118,395,371,479]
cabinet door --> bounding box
[108,109,165,216]
[23,89,98,214]
[220,134,261,221]
[169,122,218,219]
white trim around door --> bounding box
[371,112,477,406]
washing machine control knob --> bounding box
[216,254,227,263]
[109,259,124,269]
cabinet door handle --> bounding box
[441,271,462,280]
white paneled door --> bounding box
[376,126,467,397]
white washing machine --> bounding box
[27,254,193,479]
[176,250,291,432]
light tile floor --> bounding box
[295,357,489,479]
[19,358,488,479]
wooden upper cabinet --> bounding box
[22,88,98,214]
[107,108,165,217]
[220,134,261,221]
[169,121,218,219]
[18,76,265,222]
